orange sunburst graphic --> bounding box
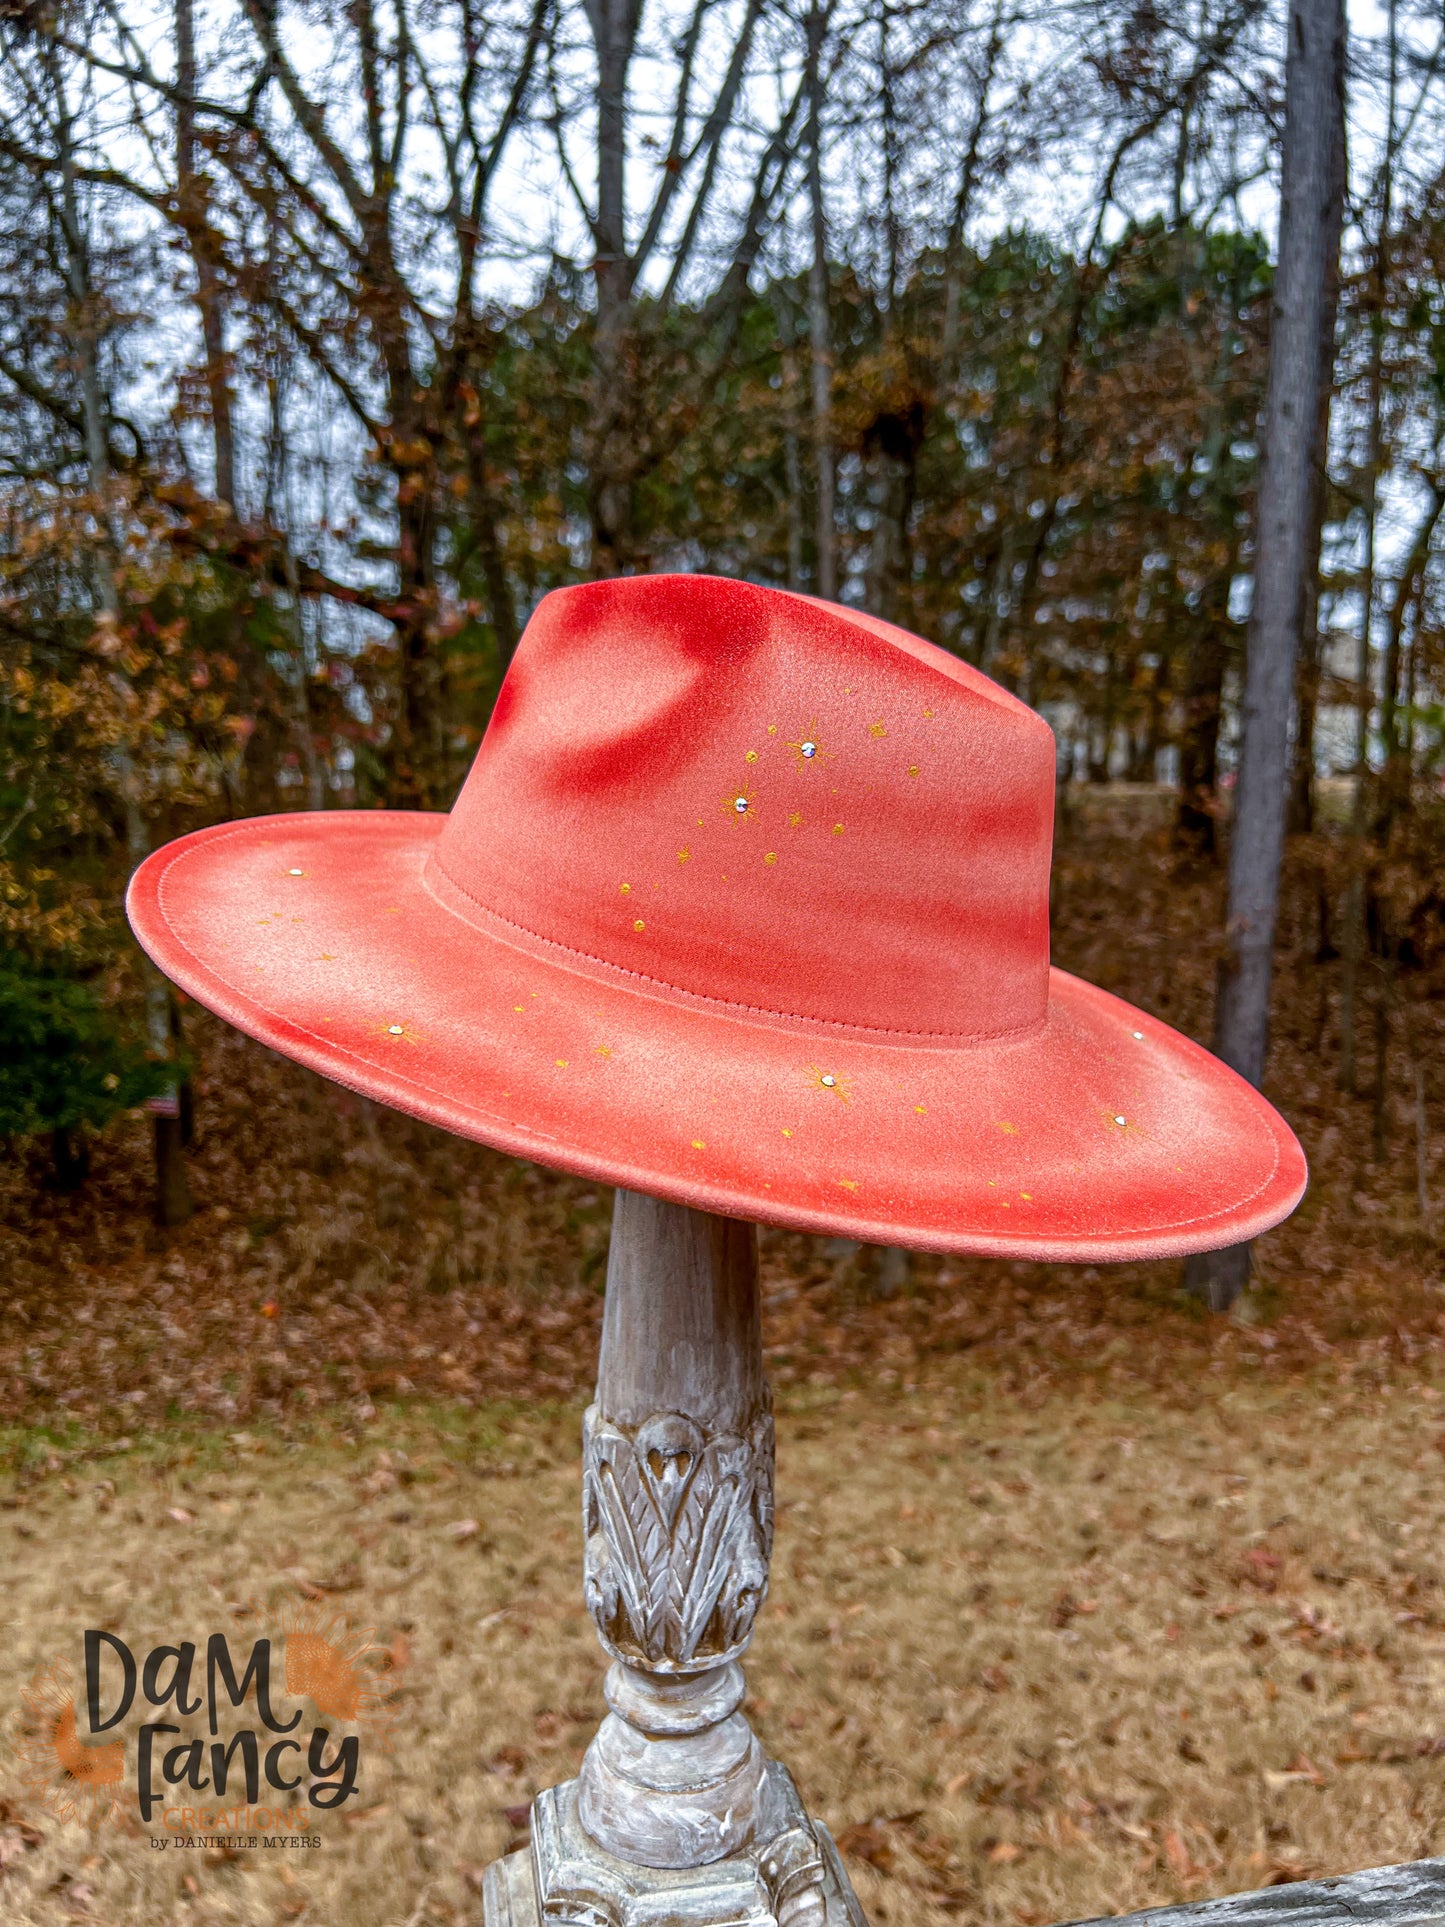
[266,1601,397,1749]
[17,1658,124,1826]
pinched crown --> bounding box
[429,577,1055,1043]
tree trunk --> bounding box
[50,1126,89,1194]
[1340,0,1395,1094]
[51,50,193,1227]
[805,2,836,602]
[1286,47,1347,836]
[176,0,237,511]
[585,0,642,574]
[1184,0,1344,1311]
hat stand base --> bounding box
[482,1770,866,1927]
[478,1190,870,1927]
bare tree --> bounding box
[1184,0,1347,1311]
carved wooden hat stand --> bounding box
[127,576,1307,1927]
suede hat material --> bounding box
[126,575,1306,1259]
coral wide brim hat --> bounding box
[127,576,1305,1260]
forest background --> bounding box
[2,0,1445,1302]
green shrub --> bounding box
[0,956,172,1185]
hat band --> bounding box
[422,851,1049,1050]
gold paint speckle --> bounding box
[513,1004,525,1013]
[317,953,336,962]
[595,1045,612,1058]
[692,1139,707,1150]
[923,706,935,719]
[831,822,845,836]
[868,720,887,738]
[908,765,920,778]
[1020,1191,1032,1201]
[808,1065,851,1104]
[914,1105,926,1114]
[781,1128,793,1138]
[768,725,778,735]
[384,907,401,916]
[835,1178,859,1192]
[996,1121,1018,1135]
[678,846,691,865]
[788,812,803,828]
[764,852,777,865]
[555,1058,568,1069]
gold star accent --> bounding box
[376,1020,422,1045]
[620,883,631,895]
[831,822,845,836]
[767,724,778,735]
[720,788,756,824]
[633,919,646,931]
[922,707,935,719]
[764,851,778,865]
[834,1178,859,1193]
[807,1065,851,1103]
[745,749,759,763]
[317,953,336,962]
[868,720,887,738]
[786,721,831,769]
[996,1120,1018,1135]
[595,1045,612,1058]
[907,765,920,778]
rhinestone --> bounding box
[801,741,817,758]
[287,867,304,876]
[821,1074,836,1088]
[1113,1114,1126,1125]
[734,796,748,813]
[1131,1030,1143,1040]
[388,1024,404,1036]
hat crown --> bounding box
[430,577,1055,1042]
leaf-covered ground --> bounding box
[0,795,1438,1429]
[2,1377,1445,1927]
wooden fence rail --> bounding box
[1067,1860,1445,1927]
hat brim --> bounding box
[127,811,1306,1261]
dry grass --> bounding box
[3,1367,1445,1926]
